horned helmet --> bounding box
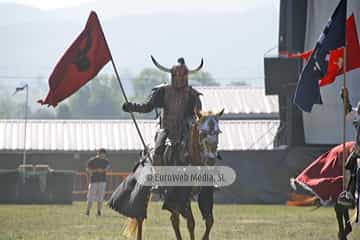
[151,55,203,88]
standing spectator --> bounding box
[85,148,110,216]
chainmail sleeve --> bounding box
[128,86,165,113]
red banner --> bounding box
[38,11,111,107]
[295,142,354,202]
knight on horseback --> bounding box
[122,56,203,240]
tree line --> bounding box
[0,68,243,119]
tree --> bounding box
[87,75,123,118]
[227,81,248,86]
[131,68,168,99]
[56,104,72,119]
[66,74,126,119]
[0,98,12,118]
[0,97,31,119]
[189,71,219,86]
[31,108,55,119]
[68,82,91,118]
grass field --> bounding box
[0,202,359,240]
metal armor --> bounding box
[123,56,203,143]
[124,85,202,143]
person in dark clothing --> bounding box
[336,87,360,239]
[86,148,110,216]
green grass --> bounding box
[0,202,359,239]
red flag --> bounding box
[319,14,360,86]
[294,142,354,203]
[38,11,111,107]
[318,48,344,86]
[289,14,360,87]
[346,14,360,71]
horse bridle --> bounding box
[197,116,222,165]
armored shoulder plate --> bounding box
[189,86,203,96]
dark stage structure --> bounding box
[0,165,74,204]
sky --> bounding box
[3,0,91,10]
[0,0,280,101]
[1,0,278,13]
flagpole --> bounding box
[96,17,148,152]
[23,84,29,166]
[341,0,347,191]
[342,44,347,191]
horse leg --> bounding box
[186,208,195,240]
[170,211,182,240]
[202,216,214,240]
[198,187,214,240]
[137,218,143,240]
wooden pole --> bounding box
[23,84,28,166]
[342,44,347,191]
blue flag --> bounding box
[293,0,346,112]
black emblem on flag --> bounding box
[74,30,92,72]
